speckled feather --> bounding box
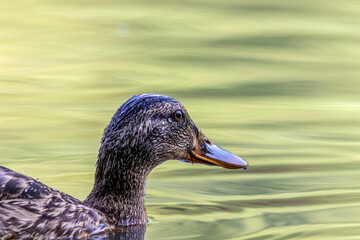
[0,166,110,239]
[0,94,200,239]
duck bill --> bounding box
[187,132,248,170]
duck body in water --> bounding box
[0,94,248,239]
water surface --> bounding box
[1,0,359,239]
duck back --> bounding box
[0,166,109,239]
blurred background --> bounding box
[1,0,360,239]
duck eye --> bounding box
[174,110,183,121]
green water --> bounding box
[1,0,360,239]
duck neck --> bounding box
[84,156,152,226]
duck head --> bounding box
[87,94,248,226]
[98,94,248,171]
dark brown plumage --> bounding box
[0,94,248,239]
[0,166,109,239]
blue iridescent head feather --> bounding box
[109,94,178,131]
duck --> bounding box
[0,94,248,239]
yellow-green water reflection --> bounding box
[1,0,360,239]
